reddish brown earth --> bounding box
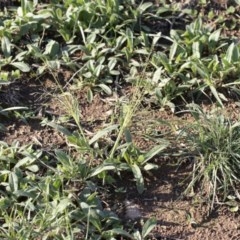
[116,161,240,240]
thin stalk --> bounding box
[85,208,90,240]
[109,105,133,158]
[48,67,88,145]
[110,42,156,158]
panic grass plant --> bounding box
[182,105,240,209]
[47,31,169,194]
[42,42,161,237]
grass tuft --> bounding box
[182,106,240,209]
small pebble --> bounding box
[124,200,142,220]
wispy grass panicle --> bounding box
[182,105,240,209]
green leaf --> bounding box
[27,45,43,58]
[178,61,191,72]
[10,62,30,72]
[89,164,116,177]
[87,88,93,103]
[0,72,9,81]
[218,92,228,102]
[26,165,39,172]
[135,49,149,55]
[14,190,37,199]
[210,85,224,107]
[0,106,28,112]
[231,45,239,63]
[87,32,97,44]
[80,202,89,211]
[108,58,117,71]
[229,205,238,212]
[138,2,153,14]
[209,29,221,42]
[47,60,60,70]
[97,83,112,95]
[9,171,19,192]
[225,43,239,63]
[169,41,178,61]
[37,66,46,75]
[152,67,163,83]
[124,128,132,143]
[142,218,157,238]
[144,163,158,171]
[192,61,209,79]
[89,124,119,145]
[15,51,28,62]
[114,35,126,50]
[55,150,71,166]
[143,142,169,164]
[44,40,60,58]
[15,151,41,168]
[152,32,162,47]
[110,70,120,75]
[158,52,172,73]
[46,122,71,136]
[192,42,200,58]
[226,6,235,14]
[53,198,71,215]
[94,64,104,77]
[56,8,63,20]
[1,36,11,58]
[59,29,71,42]
[157,6,171,14]
[131,164,144,194]
[102,228,133,239]
[133,231,141,240]
[126,28,134,52]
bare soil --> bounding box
[116,161,240,240]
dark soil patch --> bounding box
[0,118,65,149]
[145,164,240,240]
[110,159,240,240]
